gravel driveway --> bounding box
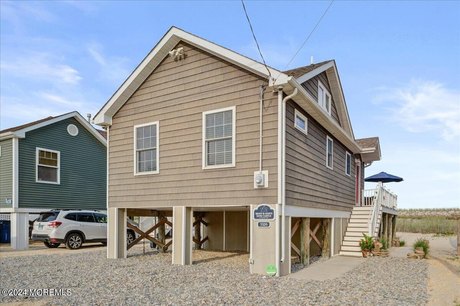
[0,247,428,305]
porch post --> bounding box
[107,208,126,259]
[11,212,29,250]
[172,206,192,265]
[391,216,397,245]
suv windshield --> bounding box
[37,212,59,222]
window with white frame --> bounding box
[294,109,308,135]
[345,151,352,176]
[36,148,60,184]
[134,122,159,174]
[326,136,333,169]
[203,107,235,168]
[318,81,332,115]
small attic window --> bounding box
[67,124,79,136]
[318,81,332,115]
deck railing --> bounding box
[363,185,398,209]
[362,184,398,236]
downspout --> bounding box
[259,85,266,172]
[280,88,298,264]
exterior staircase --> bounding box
[339,206,381,257]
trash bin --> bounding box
[0,221,11,243]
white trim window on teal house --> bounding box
[133,121,159,175]
[36,147,60,185]
[202,106,236,169]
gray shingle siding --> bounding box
[18,118,106,210]
[0,139,13,208]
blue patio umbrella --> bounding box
[365,171,403,183]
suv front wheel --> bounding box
[66,233,83,250]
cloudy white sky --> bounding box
[1,1,459,208]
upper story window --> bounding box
[294,109,308,135]
[345,151,352,176]
[326,136,333,169]
[134,122,159,175]
[36,148,60,184]
[203,106,235,169]
[318,81,332,115]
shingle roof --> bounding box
[97,129,107,139]
[0,116,54,134]
[283,60,333,79]
[356,137,379,149]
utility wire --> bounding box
[241,0,272,79]
[274,0,334,83]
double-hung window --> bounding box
[36,148,60,184]
[345,151,352,176]
[134,122,159,175]
[318,81,332,115]
[294,109,308,135]
[326,136,333,169]
[203,106,235,168]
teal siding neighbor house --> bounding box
[0,112,106,249]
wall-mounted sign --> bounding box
[258,222,270,228]
[253,204,275,220]
[5,198,12,205]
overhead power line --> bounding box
[241,0,272,79]
[282,0,335,72]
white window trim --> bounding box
[326,136,333,170]
[202,106,236,170]
[294,109,308,135]
[345,151,352,176]
[318,81,332,115]
[133,121,159,176]
[36,147,60,185]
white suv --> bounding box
[31,210,136,250]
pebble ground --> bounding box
[0,247,428,305]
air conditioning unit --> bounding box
[254,170,268,188]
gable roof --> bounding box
[284,60,354,139]
[283,60,333,79]
[93,26,289,126]
[93,27,378,155]
[0,112,107,145]
[356,137,381,163]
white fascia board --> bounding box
[288,78,361,153]
[93,26,288,126]
[296,61,335,84]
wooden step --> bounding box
[342,241,359,246]
[344,231,367,237]
[349,220,368,225]
[341,245,361,252]
[353,207,373,211]
[351,211,371,216]
[339,251,362,257]
[347,226,368,232]
[343,235,364,241]
[350,214,369,219]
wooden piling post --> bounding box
[300,218,310,266]
[158,214,166,252]
[391,216,397,244]
[194,215,202,250]
[321,219,331,258]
